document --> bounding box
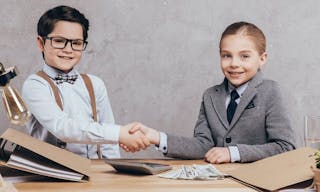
[0,166,44,183]
[226,147,317,191]
[0,128,91,182]
[6,148,84,181]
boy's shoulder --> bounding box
[22,73,50,94]
[81,73,105,86]
[202,83,224,98]
[24,73,48,84]
[80,73,99,81]
[259,78,280,90]
[250,72,280,89]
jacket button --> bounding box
[226,137,232,143]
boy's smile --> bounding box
[58,55,73,60]
[37,21,84,73]
[220,34,267,87]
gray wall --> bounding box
[0,0,319,158]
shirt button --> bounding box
[226,137,232,143]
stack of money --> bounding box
[158,164,225,180]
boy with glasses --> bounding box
[22,5,149,159]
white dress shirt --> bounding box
[157,82,248,163]
[22,64,121,159]
[224,82,248,162]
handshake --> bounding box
[118,122,160,152]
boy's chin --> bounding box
[50,65,75,73]
[228,79,247,88]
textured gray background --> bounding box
[0,0,319,158]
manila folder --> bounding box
[226,147,317,191]
[0,128,91,181]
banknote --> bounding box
[158,164,225,180]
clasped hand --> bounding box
[119,123,231,164]
[118,122,159,152]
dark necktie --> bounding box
[54,74,78,84]
[227,90,240,124]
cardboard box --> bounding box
[226,147,317,191]
[0,128,90,182]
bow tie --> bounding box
[54,74,78,84]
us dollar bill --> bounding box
[158,164,225,180]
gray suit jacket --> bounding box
[166,72,296,162]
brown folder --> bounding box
[0,128,91,182]
[226,147,317,191]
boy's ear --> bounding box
[259,52,267,69]
[36,36,45,52]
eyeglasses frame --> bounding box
[42,36,88,51]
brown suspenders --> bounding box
[79,73,97,122]
[37,71,63,109]
[36,71,102,159]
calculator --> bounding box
[105,160,172,175]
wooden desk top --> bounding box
[14,159,256,192]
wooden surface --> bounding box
[14,159,256,192]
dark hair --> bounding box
[37,5,89,40]
[219,21,266,55]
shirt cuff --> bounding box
[228,146,241,162]
[155,132,168,153]
[102,123,121,143]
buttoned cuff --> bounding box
[228,146,241,162]
[155,132,168,153]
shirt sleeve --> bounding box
[156,132,168,153]
[22,74,120,144]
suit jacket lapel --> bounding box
[210,79,229,129]
[229,71,263,128]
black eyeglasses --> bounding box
[42,36,88,51]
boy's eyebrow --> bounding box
[239,50,253,53]
[219,50,255,55]
[220,50,253,54]
[47,35,84,40]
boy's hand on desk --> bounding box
[119,122,151,152]
[205,147,231,164]
[129,123,160,145]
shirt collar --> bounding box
[228,81,248,97]
[42,63,78,79]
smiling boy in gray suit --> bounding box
[127,22,296,163]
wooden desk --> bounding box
[14,159,256,192]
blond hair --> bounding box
[219,22,266,55]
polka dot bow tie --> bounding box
[54,74,78,84]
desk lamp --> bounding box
[0,62,30,126]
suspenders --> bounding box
[36,71,102,159]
